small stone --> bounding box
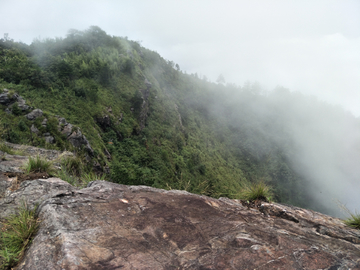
[26,109,43,120]
[30,125,39,134]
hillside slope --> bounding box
[1,27,359,217]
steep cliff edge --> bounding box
[1,166,359,269]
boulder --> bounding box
[0,178,75,220]
[41,118,47,127]
[0,89,16,106]
[61,123,73,137]
[58,117,67,126]
[44,135,55,144]
[26,109,43,120]
[16,96,30,111]
[30,124,39,135]
[11,181,360,269]
[68,130,94,155]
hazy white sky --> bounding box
[1,0,360,115]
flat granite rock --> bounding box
[14,180,360,270]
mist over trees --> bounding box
[1,27,359,217]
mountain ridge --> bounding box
[1,26,360,217]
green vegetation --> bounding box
[80,171,105,187]
[0,143,15,155]
[23,156,54,175]
[236,180,273,202]
[1,27,359,216]
[56,156,105,187]
[59,156,83,177]
[344,212,360,230]
[0,202,39,269]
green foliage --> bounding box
[0,202,39,269]
[236,180,274,202]
[17,120,27,132]
[23,156,54,175]
[59,156,83,177]
[56,156,104,187]
[56,166,78,186]
[80,172,105,187]
[339,203,360,230]
[1,26,357,217]
[11,103,22,116]
[0,143,15,155]
[344,212,360,229]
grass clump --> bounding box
[80,172,105,187]
[56,156,105,187]
[56,166,78,186]
[60,156,83,177]
[236,180,273,202]
[336,201,360,230]
[0,202,39,269]
[23,156,54,175]
[344,212,360,230]
[0,143,15,155]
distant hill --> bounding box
[1,26,359,217]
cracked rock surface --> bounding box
[7,180,359,269]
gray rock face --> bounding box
[0,178,75,220]
[26,109,43,120]
[30,124,39,134]
[68,130,94,155]
[16,96,30,111]
[0,89,30,111]
[44,136,55,144]
[41,118,47,127]
[0,92,15,106]
[61,123,73,137]
[9,180,359,270]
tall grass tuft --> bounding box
[56,166,78,186]
[336,200,360,230]
[236,180,273,202]
[0,202,39,269]
[344,212,360,229]
[24,156,54,175]
[80,172,105,187]
[0,143,15,155]
[60,156,83,177]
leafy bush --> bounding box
[17,120,27,132]
[24,156,54,175]
[236,181,273,202]
[11,103,22,116]
[0,202,39,269]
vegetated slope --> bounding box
[1,27,359,216]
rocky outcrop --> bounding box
[68,130,94,155]
[0,89,30,111]
[0,142,73,201]
[26,109,43,120]
[16,96,30,111]
[0,177,358,269]
[1,89,94,153]
[0,89,16,106]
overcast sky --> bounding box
[1,0,360,115]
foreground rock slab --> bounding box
[15,180,360,269]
